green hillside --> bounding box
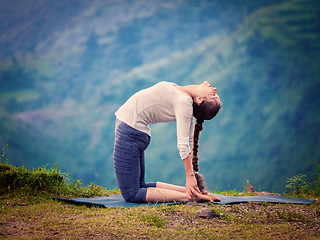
[0,0,319,192]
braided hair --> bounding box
[192,119,203,173]
[193,119,208,194]
[192,98,221,194]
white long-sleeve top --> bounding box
[115,81,195,160]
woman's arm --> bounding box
[183,154,216,202]
[183,154,203,198]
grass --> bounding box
[0,162,117,199]
[1,196,319,239]
[0,160,319,239]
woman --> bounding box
[113,81,221,203]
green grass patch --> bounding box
[0,160,116,199]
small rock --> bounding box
[196,208,220,219]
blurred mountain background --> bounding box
[0,0,319,192]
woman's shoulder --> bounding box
[173,92,193,112]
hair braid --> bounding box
[192,121,203,172]
[192,119,208,194]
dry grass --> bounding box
[1,161,319,239]
[1,194,319,240]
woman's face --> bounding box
[198,81,220,103]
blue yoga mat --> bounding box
[54,193,315,208]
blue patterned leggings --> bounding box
[113,119,156,203]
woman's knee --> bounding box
[121,188,148,203]
[143,182,157,188]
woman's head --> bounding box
[193,98,221,122]
[193,81,221,122]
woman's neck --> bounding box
[174,85,199,100]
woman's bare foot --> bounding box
[187,192,213,202]
[204,192,221,202]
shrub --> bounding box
[0,163,66,195]
[285,174,309,195]
[312,163,320,196]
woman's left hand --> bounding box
[185,174,201,198]
[185,177,213,202]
